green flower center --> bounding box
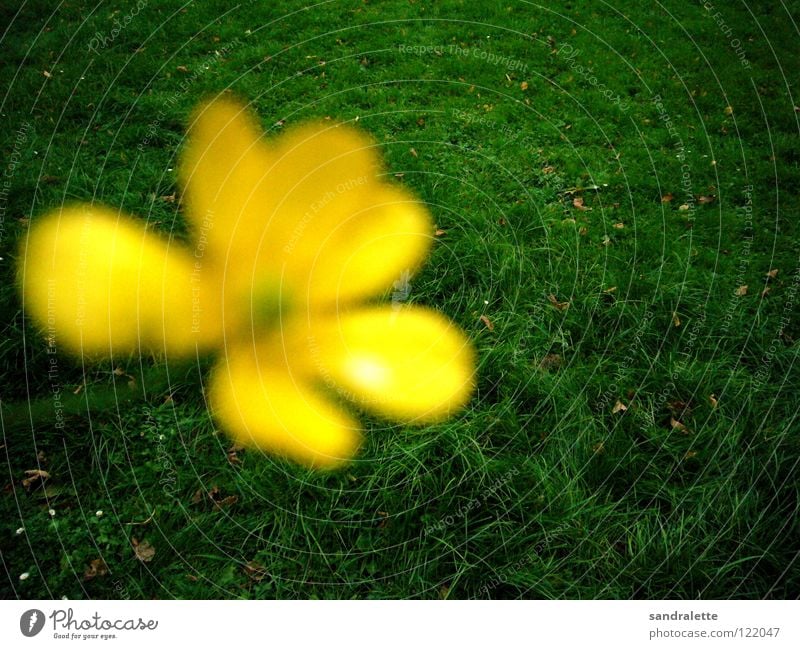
[251,280,290,332]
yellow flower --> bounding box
[18,98,475,468]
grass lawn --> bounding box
[1,0,798,599]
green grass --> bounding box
[1,0,799,599]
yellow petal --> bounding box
[180,100,431,313]
[292,306,475,422]
[284,184,432,307]
[18,205,222,356]
[207,343,361,468]
[179,97,274,263]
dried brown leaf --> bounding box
[244,561,269,582]
[670,417,688,433]
[537,353,562,372]
[572,196,591,211]
[84,558,108,581]
[22,469,50,489]
[547,294,570,311]
[132,538,155,563]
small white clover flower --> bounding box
[15,527,24,535]
[19,572,30,581]
[48,508,56,517]
[96,510,104,517]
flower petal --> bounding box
[207,342,361,468]
[180,100,431,312]
[19,206,222,356]
[291,306,475,422]
[179,97,275,262]
[284,184,432,307]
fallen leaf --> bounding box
[734,285,748,296]
[205,485,238,510]
[84,558,108,581]
[227,444,244,465]
[520,81,529,91]
[612,400,628,414]
[684,450,698,459]
[672,312,681,327]
[409,147,418,158]
[132,538,155,563]
[603,286,617,293]
[161,193,176,203]
[176,65,189,73]
[213,495,238,510]
[244,561,269,582]
[670,417,688,433]
[542,165,555,174]
[708,394,718,408]
[724,105,733,116]
[547,294,570,311]
[479,314,494,331]
[22,469,50,489]
[43,70,52,78]
[572,196,591,211]
[435,228,446,236]
[661,193,674,203]
[613,222,624,229]
[697,194,716,204]
[678,204,690,211]
[537,353,562,372]
[668,400,691,417]
[765,268,779,279]
[761,287,770,298]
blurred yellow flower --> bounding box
[18,98,475,468]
